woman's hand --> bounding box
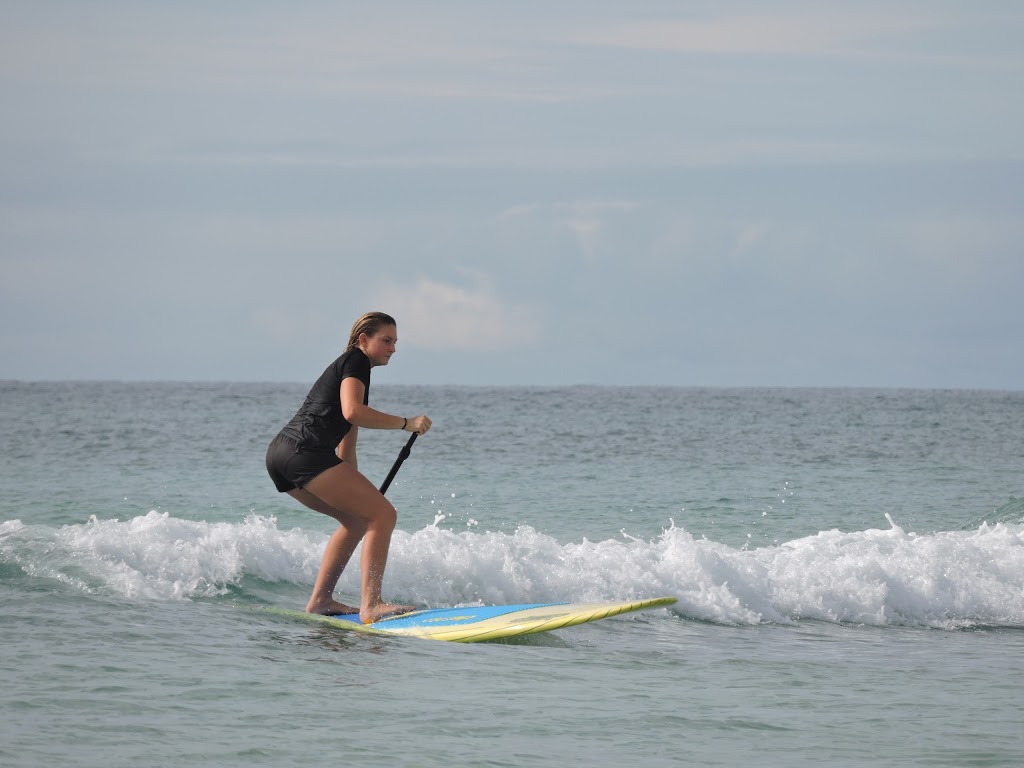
[404,415,432,435]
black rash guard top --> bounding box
[277,348,371,451]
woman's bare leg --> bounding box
[287,487,365,615]
[303,462,416,624]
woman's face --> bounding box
[360,324,398,366]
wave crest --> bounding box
[3,511,1022,629]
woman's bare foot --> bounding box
[306,597,360,616]
[360,602,418,625]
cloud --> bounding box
[495,203,541,222]
[570,8,945,59]
[0,4,616,105]
[496,200,640,262]
[370,276,541,352]
[560,200,641,263]
[566,217,602,263]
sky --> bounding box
[1,1,1022,388]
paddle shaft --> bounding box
[379,432,418,494]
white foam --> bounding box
[3,511,1023,628]
[2,512,320,600]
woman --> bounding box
[266,312,431,624]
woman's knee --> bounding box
[368,500,398,530]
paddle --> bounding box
[379,431,418,494]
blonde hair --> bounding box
[346,311,397,350]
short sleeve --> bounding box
[337,349,371,404]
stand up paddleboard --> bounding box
[268,597,677,643]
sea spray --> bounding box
[3,512,1023,629]
[2,512,321,599]
[753,514,1024,628]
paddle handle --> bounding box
[379,432,418,494]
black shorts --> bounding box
[265,433,342,493]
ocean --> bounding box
[1,381,1023,766]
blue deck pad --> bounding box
[334,603,566,629]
